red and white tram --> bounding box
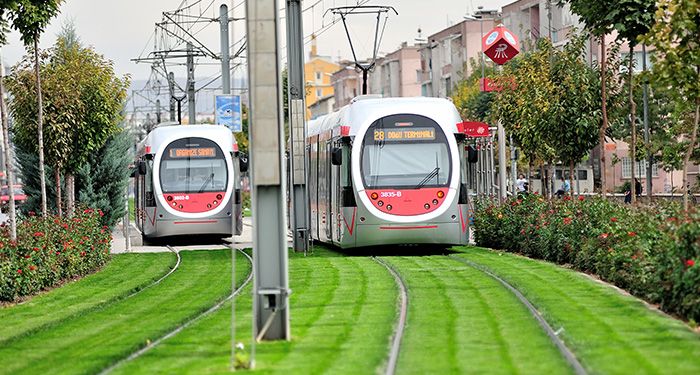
[306,96,472,248]
[134,124,243,240]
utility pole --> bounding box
[286,0,309,253]
[168,72,176,122]
[187,42,196,125]
[220,4,231,95]
[247,0,290,343]
[156,99,162,123]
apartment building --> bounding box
[304,35,340,119]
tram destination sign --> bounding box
[168,147,216,158]
[373,127,436,142]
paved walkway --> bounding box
[111,217,291,253]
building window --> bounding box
[445,77,452,97]
[315,71,322,82]
[316,88,322,98]
[622,157,658,178]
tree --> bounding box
[9,0,63,217]
[608,0,657,203]
[8,24,129,216]
[0,0,20,240]
[559,0,617,197]
[646,0,700,210]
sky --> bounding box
[1,0,513,84]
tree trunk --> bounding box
[34,37,48,217]
[55,167,62,217]
[66,173,75,217]
[550,163,556,199]
[0,59,17,240]
[629,45,637,205]
[528,158,534,194]
[569,160,575,197]
[599,34,608,198]
[540,164,546,196]
[683,99,699,211]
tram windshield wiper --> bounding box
[415,167,440,189]
[198,173,214,193]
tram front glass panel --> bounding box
[159,137,228,194]
[360,114,451,189]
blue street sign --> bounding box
[215,95,242,132]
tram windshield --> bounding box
[160,137,228,193]
[361,114,451,189]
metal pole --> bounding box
[286,0,309,253]
[187,42,196,125]
[497,121,507,200]
[642,44,652,198]
[510,134,517,196]
[125,181,131,252]
[221,4,231,95]
[156,99,161,124]
[247,0,290,341]
[168,72,176,122]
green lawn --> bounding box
[113,247,398,374]
[453,246,700,374]
[0,250,250,375]
[385,255,572,374]
[0,252,177,344]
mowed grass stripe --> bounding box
[0,250,237,375]
[455,247,700,374]
[388,256,572,375]
[114,248,397,374]
[0,252,177,343]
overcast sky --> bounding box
[1,0,513,83]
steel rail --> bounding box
[448,255,587,375]
[101,248,253,374]
[373,257,408,375]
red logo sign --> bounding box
[457,122,490,138]
[482,26,519,65]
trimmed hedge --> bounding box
[0,209,111,301]
[474,194,700,323]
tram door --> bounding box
[323,141,333,242]
[330,140,342,243]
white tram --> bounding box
[306,96,473,248]
[134,124,244,240]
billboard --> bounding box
[215,95,242,132]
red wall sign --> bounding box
[482,25,519,65]
[457,122,490,137]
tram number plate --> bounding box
[380,191,402,198]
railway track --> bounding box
[373,257,409,375]
[101,248,253,374]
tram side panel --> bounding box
[307,139,319,241]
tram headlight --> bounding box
[432,199,439,205]
[213,200,218,205]
[216,194,223,200]
[370,192,378,200]
[166,195,173,202]
[424,203,430,210]
[386,205,392,211]
[377,200,384,207]
[437,191,445,199]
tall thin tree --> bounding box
[9,0,63,217]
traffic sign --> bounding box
[215,95,242,132]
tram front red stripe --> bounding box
[173,220,218,224]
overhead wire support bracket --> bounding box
[325,5,398,95]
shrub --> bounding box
[0,208,111,301]
[474,195,700,322]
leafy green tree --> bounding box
[9,0,64,217]
[558,0,617,196]
[0,0,20,240]
[608,0,657,203]
[646,0,700,210]
[8,24,129,216]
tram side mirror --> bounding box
[138,161,147,175]
[467,145,478,163]
[239,154,249,173]
[331,147,343,166]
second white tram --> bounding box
[134,124,244,240]
[307,96,472,248]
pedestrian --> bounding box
[516,174,527,194]
[624,178,642,204]
[555,176,570,198]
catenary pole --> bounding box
[286,0,309,253]
[187,42,196,124]
[221,4,231,95]
[642,44,652,199]
[246,0,291,342]
[168,72,176,122]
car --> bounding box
[1,185,27,206]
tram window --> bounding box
[160,138,228,194]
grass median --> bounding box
[0,249,249,375]
[114,247,398,374]
[0,252,177,343]
[454,246,700,374]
